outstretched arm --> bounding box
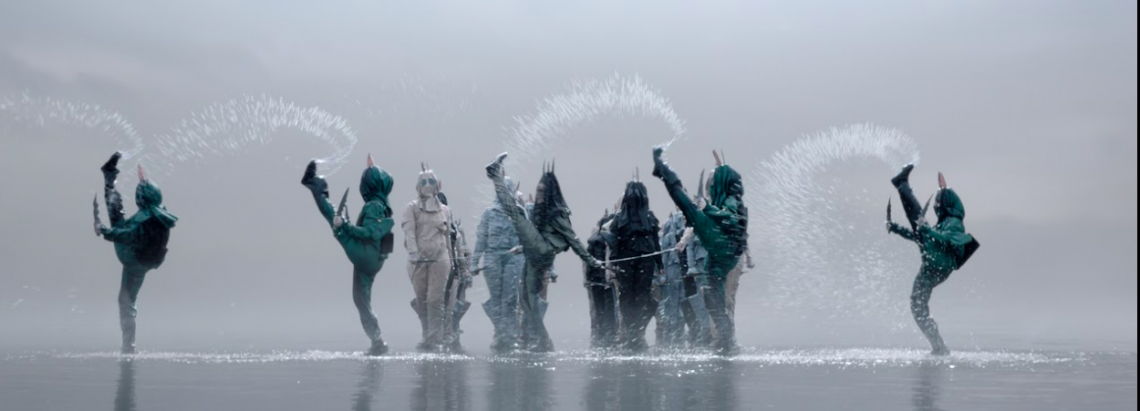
[651,146,713,231]
[888,221,917,242]
[555,215,598,266]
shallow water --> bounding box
[2,348,1134,411]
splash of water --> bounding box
[474,73,686,216]
[46,348,1081,368]
[1,93,145,185]
[750,124,921,326]
[152,94,358,177]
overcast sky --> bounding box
[0,0,1135,352]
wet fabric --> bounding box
[611,181,662,351]
[586,213,619,348]
[402,169,454,348]
[652,148,743,353]
[486,157,595,352]
[302,161,395,347]
[655,211,688,347]
[472,176,525,349]
[889,168,979,355]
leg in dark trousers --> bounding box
[911,270,951,355]
[353,266,387,354]
[118,265,148,353]
[892,164,925,231]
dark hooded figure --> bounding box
[302,155,396,356]
[651,147,746,355]
[585,211,619,349]
[94,152,178,354]
[484,152,602,352]
[888,164,979,356]
[610,180,663,352]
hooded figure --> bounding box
[585,212,619,349]
[437,192,473,353]
[402,165,454,352]
[888,164,980,355]
[651,147,746,355]
[301,156,395,356]
[94,152,178,354]
[471,175,527,352]
[484,153,602,352]
[655,210,689,347]
[610,180,663,351]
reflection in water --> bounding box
[114,359,136,411]
[486,357,555,411]
[582,358,737,411]
[353,360,385,411]
[411,359,471,411]
[912,362,947,411]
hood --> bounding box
[415,169,442,212]
[614,181,655,232]
[708,165,744,212]
[531,171,569,227]
[934,187,965,223]
[359,166,394,216]
[134,180,178,228]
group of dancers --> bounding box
[93,147,978,356]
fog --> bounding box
[0,0,1135,353]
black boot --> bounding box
[891,163,915,188]
[101,152,122,188]
[301,160,329,196]
[368,339,389,356]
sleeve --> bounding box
[889,222,917,242]
[653,156,716,235]
[401,203,420,255]
[556,215,594,263]
[100,220,145,245]
[337,203,393,242]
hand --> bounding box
[588,257,604,269]
[885,221,893,232]
[408,252,420,263]
[94,222,103,236]
[508,245,523,255]
[746,257,755,270]
[333,215,344,229]
[674,242,686,253]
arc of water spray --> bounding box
[748,123,922,323]
[1,93,146,185]
[152,94,358,177]
[476,73,687,218]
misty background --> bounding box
[0,0,1135,353]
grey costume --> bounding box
[471,177,526,351]
[655,211,688,347]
